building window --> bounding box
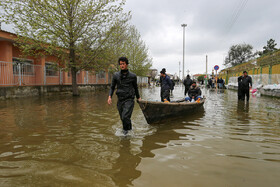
[45,62,59,76]
[98,71,105,79]
[12,58,34,75]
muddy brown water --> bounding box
[0,85,279,186]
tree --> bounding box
[197,74,205,82]
[260,38,278,56]
[224,43,255,67]
[103,24,152,76]
[0,0,128,96]
[125,26,152,76]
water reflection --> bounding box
[236,101,250,124]
[111,139,141,187]
[109,109,206,187]
[138,109,205,157]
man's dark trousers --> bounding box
[161,89,170,102]
[238,82,242,100]
[117,99,134,131]
[184,86,190,96]
[240,88,250,101]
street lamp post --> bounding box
[179,61,181,80]
[181,24,187,80]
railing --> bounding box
[0,61,16,86]
[0,61,110,86]
[14,63,43,86]
[137,76,148,84]
[1,61,150,87]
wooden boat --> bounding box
[138,98,205,124]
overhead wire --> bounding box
[219,0,249,67]
[225,0,248,35]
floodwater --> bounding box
[0,85,280,187]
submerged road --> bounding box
[0,85,279,186]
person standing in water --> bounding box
[183,74,193,96]
[238,71,252,101]
[108,57,141,134]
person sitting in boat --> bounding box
[160,70,172,102]
[185,81,202,102]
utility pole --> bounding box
[181,24,187,80]
[206,55,208,82]
[179,61,181,80]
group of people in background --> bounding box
[159,68,202,103]
[159,68,253,103]
[207,77,225,89]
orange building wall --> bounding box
[0,41,14,85]
[0,41,13,62]
[1,31,111,87]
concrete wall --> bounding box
[0,84,110,99]
[220,50,280,85]
[227,84,280,98]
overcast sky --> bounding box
[124,0,280,78]
[1,0,279,78]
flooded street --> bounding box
[0,85,280,187]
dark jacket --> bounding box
[159,76,163,85]
[161,75,172,91]
[183,78,193,88]
[188,85,202,98]
[238,76,242,89]
[238,75,252,90]
[109,70,140,101]
[171,80,175,90]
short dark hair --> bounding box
[192,80,196,84]
[243,71,247,74]
[162,68,166,73]
[118,57,129,65]
[160,70,165,74]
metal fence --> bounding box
[137,76,148,85]
[0,61,15,85]
[0,61,150,87]
[0,61,108,86]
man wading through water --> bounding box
[108,57,141,135]
[238,71,252,101]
